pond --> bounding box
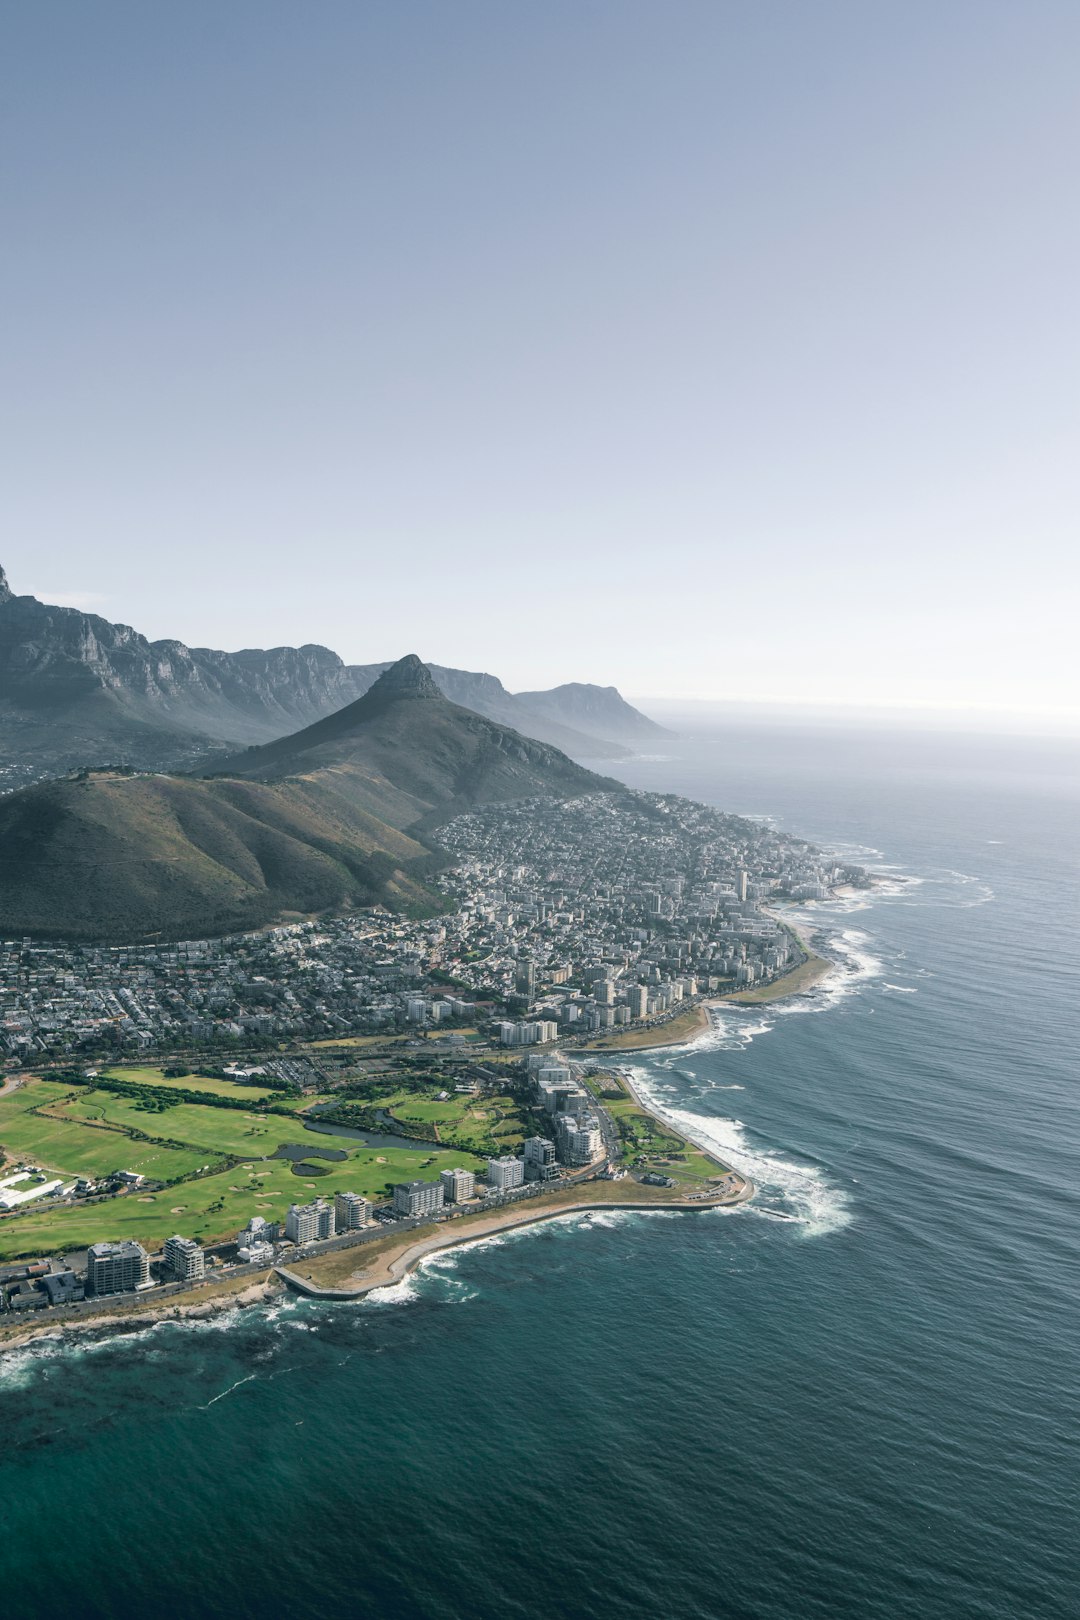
[271,1142,349,1178]
[302,1119,438,1153]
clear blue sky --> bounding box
[2,1,1077,720]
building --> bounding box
[522,1136,558,1181]
[86,1241,151,1296]
[285,1199,336,1244]
[487,1156,525,1191]
[237,1216,277,1264]
[334,1191,371,1231]
[627,983,649,1020]
[393,1179,445,1218]
[555,1114,603,1167]
[440,1167,476,1204]
[41,1270,85,1305]
[163,1234,205,1282]
[515,960,536,1001]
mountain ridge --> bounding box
[0,567,668,776]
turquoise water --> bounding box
[3,723,1078,1620]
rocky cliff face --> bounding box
[0,567,664,776]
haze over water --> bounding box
[3,720,1078,1620]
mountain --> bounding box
[336,662,631,760]
[213,655,615,836]
[0,566,664,777]
[0,656,615,941]
[514,682,676,742]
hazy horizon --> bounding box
[4,2,1078,722]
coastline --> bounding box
[615,1065,758,1203]
[277,1174,754,1299]
[0,1271,282,1356]
[0,1175,752,1354]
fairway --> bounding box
[55,1092,307,1157]
[0,1098,214,1182]
[379,1087,529,1153]
[100,1065,279,1101]
[0,1076,489,1260]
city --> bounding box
[0,790,866,1062]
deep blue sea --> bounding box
[3,719,1078,1620]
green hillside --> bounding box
[0,655,614,941]
[0,770,440,941]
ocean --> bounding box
[3,718,1078,1620]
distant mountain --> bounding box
[514,682,676,742]
[213,655,614,836]
[0,655,615,941]
[334,662,633,760]
[0,566,665,775]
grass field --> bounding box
[100,1065,279,1101]
[603,1093,726,1185]
[379,1087,529,1152]
[0,1082,213,1182]
[725,952,834,1002]
[577,1004,709,1051]
[0,1077,489,1261]
[308,1034,408,1050]
[54,1093,310,1158]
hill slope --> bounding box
[0,656,615,941]
[0,772,440,942]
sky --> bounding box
[2,1,1078,723]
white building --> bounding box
[487,1156,524,1191]
[440,1167,477,1203]
[393,1179,445,1218]
[334,1191,371,1230]
[285,1199,336,1244]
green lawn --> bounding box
[0,1084,214,1182]
[100,1064,279,1101]
[0,1134,488,1261]
[54,1093,309,1158]
[380,1088,528,1153]
[603,1095,726,1184]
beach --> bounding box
[277,1172,753,1298]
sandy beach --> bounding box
[279,1173,753,1299]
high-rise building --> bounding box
[522,1137,558,1181]
[86,1241,151,1296]
[738,869,749,903]
[393,1180,445,1218]
[555,1114,603,1167]
[334,1191,371,1231]
[515,960,536,1001]
[440,1167,476,1204]
[285,1199,336,1244]
[628,983,649,1020]
[487,1156,525,1191]
[163,1235,205,1282]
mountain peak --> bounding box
[0,565,11,605]
[366,654,442,702]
